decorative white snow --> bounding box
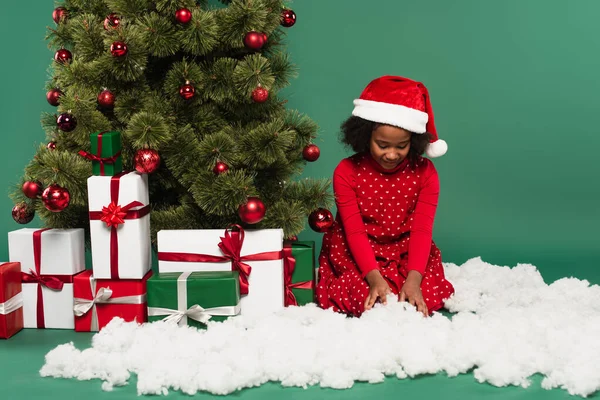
[39,257,600,397]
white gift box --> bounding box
[87,171,152,279]
[157,228,284,317]
[8,228,85,329]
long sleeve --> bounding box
[407,160,440,275]
[333,159,380,277]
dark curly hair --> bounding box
[340,116,432,166]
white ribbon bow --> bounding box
[73,287,114,317]
[148,304,241,326]
[0,293,23,315]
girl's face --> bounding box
[369,124,412,169]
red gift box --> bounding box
[73,269,152,332]
[0,262,24,339]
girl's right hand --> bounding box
[364,269,391,311]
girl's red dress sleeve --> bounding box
[333,159,380,277]
[406,160,440,275]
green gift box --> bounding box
[147,271,240,329]
[81,131,123,176]
[285,241,316,306]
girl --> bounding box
[316,75,455,317]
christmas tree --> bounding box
[10,0,333,243]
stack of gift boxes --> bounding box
[0,131,317,339]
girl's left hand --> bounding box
[399,272,428,317]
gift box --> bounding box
[8,228,85,329]
[73,270,152,332]
[284,241,316,307]
[0,262,23,339]
[157,227,284,317]
[79,131,123,176]
[147,271,240,329]
[88,171,152,279]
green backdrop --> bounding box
[1,1,599,399]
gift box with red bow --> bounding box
[0,262,23,339]
[78,131,123,176]
[283,241,316,307]
[157,226,284,317]
[87,171,152,280]
[8,228,85,329]
[73,270,152,332]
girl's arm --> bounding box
[407,160,440,275]
[333,160,380,277]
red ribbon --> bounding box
[283,243,315,307]
[157,225,283,295]
[78,131,121,176]
[88,172,150,279]
[20,228,74,328]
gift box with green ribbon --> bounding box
[284,241,316,307]
[79,131,123,176]
[147,271,240,329]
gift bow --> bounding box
[73,287,114,317]
[22,269,65,291]
[100,201,144,228]
[148,304,241,326]
[157,225,283,296]
[0,293,23,315]
[283,244,315,307]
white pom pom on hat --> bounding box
[351,75,447,158]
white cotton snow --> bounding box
[39,257,600,397]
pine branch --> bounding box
[233,53,275,97]
[177,9,219,56]
[124,111,171,148]
[190,169,256,216]
[70,13,106,61]
[139,13,179,57]
[268,51,297,91]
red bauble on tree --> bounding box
[42,184,70,212]
[238,197,266,224]
[175,8,192,24]
[308,208,333,232]
[57,113,77,132]
[302,144,320,162]
[97,89,115,108]
[252,86,269,103]
[104,13,121,30]
[179,82,195,100]
[110,41,128,57]
[54,49,72,64]
[280,9,296,27]
[52,7,68,24]
[47,141,57,150]
[12,202,35,224]
[22,181,42,199]
[244,31,265,50]
[213,161,229,175]
[134,149,161,174]
[46,88,62,106]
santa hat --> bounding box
[352,75,447,158]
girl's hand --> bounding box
[364,269,391,311]
[399,271,429,316]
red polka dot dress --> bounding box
[316,152,455,317]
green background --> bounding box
[1,0,599,399]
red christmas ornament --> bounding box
[12,202,34,224]
[252,86,269,103]
[47,141,57,150]
[238,197,266,224]
[175,8,192,24]
[52,7,68,24]
[134,148,161,174]
[244,31,265,50]
[302,144,320,162]
[104,13,121,30]
[287,235,298,241]
[280,9,296,27]
[97,89,115,108]
[261,32,268,43]
[308,208,334,232]
[42,184,70,212]
[54,49,72,64]
[22,181,43,199]
[213,161,229,175]
[57,113,77,132]
[179,82,195,100]
[46,88,62,106]
[110,41,128,57]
